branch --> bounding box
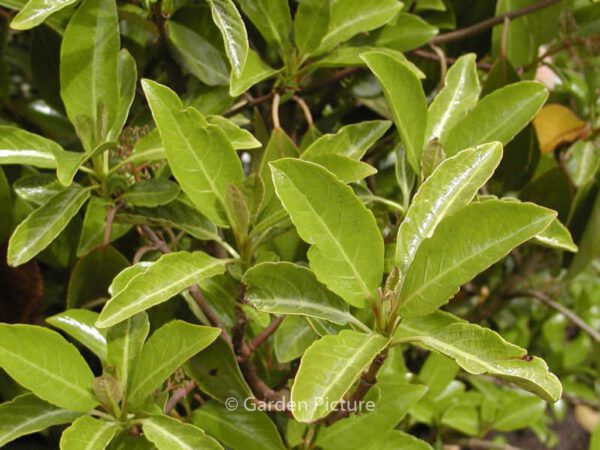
[245,316,284,355]
[431,0,562,45]
[164,381,196,414]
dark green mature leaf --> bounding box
[143,415,222,450]
[121,179,181,207]
[192,401,286,450]
[96,251,226,328]
[375,13,439,52]
[0,324,97,411]
[362,51,427,173]
[271,159,384,307]
[60,0,120,150]
[398,200,556,317]
[395,311,562,402]
[46,309,107,361]
[142,79,244,227]
[236,0,291,47]
[13,173,64,206]
[10,0,77,30]
[291,330,388,422]
[0,394,81,448]
[396,143,503,273]
[207,0,249,76]
[7,185,91,266]
[0,168,11,242]
[274,316,319,362]
[293,0,330,57]
[443,82,548,156]
[127,321,220,409]
[0,126,60,168]
[60,416,120,450]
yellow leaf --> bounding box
[533,104,587,153]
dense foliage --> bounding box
[0,0,599,448]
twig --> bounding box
[431,0,562,45]
[272,93,281,129]
[245,316,284,355]
[132,245,157,263]
[140,225,171,254]
[103,205,118,247]
[164,381,196,414]
[457,438,523,450]
[292,96,314,127]
[224,92,274,118]
[516,290,600,343]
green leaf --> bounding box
[426,53,480,143]
[0,324,97,411]
[361,51,427,173]
[142,79,244,227]
[271,159,384,307]
[206,115,261,149]
[366,431,433,450]
[46,309,107,361]
[10,0,77,30]
[306,154,376,183]
[127,321,220,409]
[293,0,330,56]
[493,395,545,431]
[532,218,577,252]
[96,251,226,328]
[60,0,120,150]
[108,49,137,140]
[316,382,428,450]
[244,262,359,325]
[77,196,131,256]
[375,13,438,52]
[13,173,64,206]
[442,81,548,156]
[230,49,277,97]
[274,316,319,363]
[395,311,562,402]
[398,199,556,317]
[395,143,503,273]
[109,263,152,296]
[60,416,120,450]
[0,126,59,168]
[0,168,9,242]
[192,401,286,450]
[236,0,291,47]
[143,415,222,450]
[167,21,229,86]
[120,179,181,207]
[0,394,81,448]
[7,184,91,266]
[207,0,249,76]
[291,330,388,422]
[106,312,150,389]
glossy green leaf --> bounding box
[13,173,64,206]
[375,13,438,52]
[60,416,120,450]
[362,51,427,173]
[398,200,556,317]
[11,0,77,30]
[127,321,220,409]
[206,115,261,149]
[230,49,278,97]
[426,53,480,142]
[291,330,388,422]
[293,0,330,56]
[0,324,97,411]
[106,312,150,389]
[236,0,291,47]
[47,309,107,361]
[192,401,286,450]
[271,159,384,307]
[142,79,244,226]
[108,49,137,140]
[443,81,548,156]
[120,179,180,207]
[395,311,562,402]
[208,0,248,76]
[60,0,120,150]
[244,262,359,325]
[533,218,577,252]
[306,154,376,183]
[274,316,319,363]
[0,126,59,168]
[7,185,90,266]
[0,394,81,448]
[143,415,222,450]
[96,251,226,328]
[396,143,503,273]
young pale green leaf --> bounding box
[362,51,427,174]
[244,262,359,325]
[7,185,91,266]
[293,0,330,57]
[274,316,319,363]
[316,382,428,450]
[142,79,244,226]
[96,251,226,328]
[395,311,562,402]
[0,394,81,448]
[398,200,556,317]
[291,330,388,422]
[0,324,97,412]
[192,401,286,450]
[207,0,249,76]
[127,321,220,409]
[375,13,439,52]
[10,0,78,30]
[396,143,503,273]
[108,49,137,141]
[143,415,222,450]
[271,159,384,307]
[302,154,377,183]
[206,115,261,149]
[106,312,150,389]
[443,81,548,156]
[230,49,278,97]
[426,53,480,142]
[46,309,107,361]
[236,0,291,47]
[60,416,120,450]
[0,126,60,168]
[120,179,181,207]
[532,218,577,252]
[109,262,153,297]
[60,0,120,150]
